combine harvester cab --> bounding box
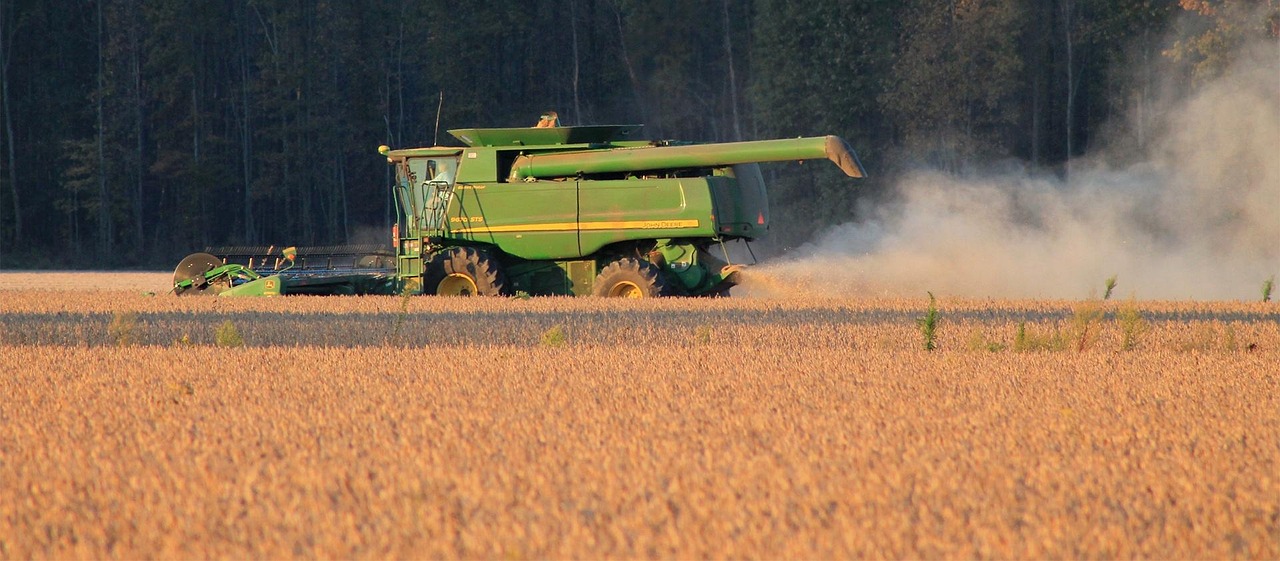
[173,123,864,297]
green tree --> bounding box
[749,0,899,246]
[882,0,1026,170]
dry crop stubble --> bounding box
[0,271,172,293]
[2,345,1278,557]
[1,284,1278,558]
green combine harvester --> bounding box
[173,124,864,297]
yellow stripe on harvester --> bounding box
[454,219,699,234]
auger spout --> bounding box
[507,135,865,181]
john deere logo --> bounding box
[265,279,276,290]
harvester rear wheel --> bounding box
[173,252,230,296]
[593,258,669,298]
[424,247,507,296]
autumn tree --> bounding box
[1167,0,1280,81]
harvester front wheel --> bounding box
[593,258,669,298]
[424,247,507,296]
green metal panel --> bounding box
[563,260,596,295]
[708,164,769,239]
[399,255,422,277]
[505,261,567,295]
[455,149,498,183]
[577,178,717,256]
[383,147,463,159]
[446,181,581,260]
[654,240,707,291]
[502,259,595,295]
[440,176,717,260]
[219,275,283,297]
[279,274,396,295]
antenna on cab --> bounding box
[433,91,444,147]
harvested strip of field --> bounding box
[1,290,1276,352]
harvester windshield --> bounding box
[401,156,458,231]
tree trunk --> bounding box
[1137,28,1151,150]
[192,33,205,250]
[722,0,742,141]
[612,5,649,134]
[1062,0,1075,179]
[192,80,200,163]
[131,6,145,253]
[395,2,406,147]
[0,0,18,254]
[239,8,254,243]
[571,0,582,123]
[97,0,112,255]
[338,152,349,241]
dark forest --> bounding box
[0,0,1272,268]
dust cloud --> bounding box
[347,224,398,248]
[742,44,1279,300]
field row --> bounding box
[2,345,1276,559]
[2,288,1277,351]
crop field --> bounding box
[1,272,1278,559]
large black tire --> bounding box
[423,247,507,296]
[592,258,670,298]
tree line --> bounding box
[0,0,1273,267]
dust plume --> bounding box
[743,44,1279,300]
[347,224,398,248]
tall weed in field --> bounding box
[1103,275,1118,300]
[166,381,195,404]
[387,291,412,346]
[108,311,142,347]
[541,325,567,347]
[967,329,1005,352]
[916,292,939,351]
[1177,323,1244,353]
[1014,322,1065,352]
[1116,299,1147,351]
[694,324,714,345]
[1069,300,1104,352]
[216,320,245,348]
[1178,324,1224,352]
[1264,276,1274,303]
